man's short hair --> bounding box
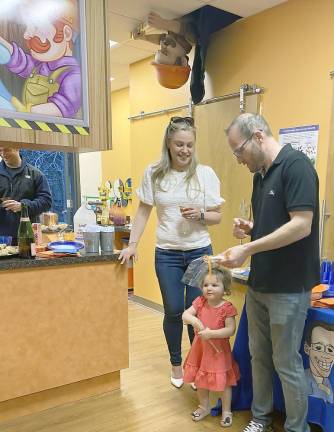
[225,113,273,139]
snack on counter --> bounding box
[0,245,19,256]
[41,223,68,232]
[36,244,47,253]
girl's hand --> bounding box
[192,317,204,332]
[118,244,137,264]
[198,327,212,341]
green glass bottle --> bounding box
[18,203,36,259]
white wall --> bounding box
[79,152,102,203]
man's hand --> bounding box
[216,244,249,268]
[233,218,253,239]
[2,200,22,213]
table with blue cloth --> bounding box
[212,301,334,432]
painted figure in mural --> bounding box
[304,320,334,404]
[0,0,81,118]
[132,12,195,68]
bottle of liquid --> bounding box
[95,204,102,225]
[73,202,96,240]
[18,203,36,259]
[101,200,110,226]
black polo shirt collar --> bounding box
[273,143,292,164]
[262,143,292,178]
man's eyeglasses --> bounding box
[311,342,334,355]
[233,133,254,158]
[169,116,194,127]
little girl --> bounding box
[182,264,240,427]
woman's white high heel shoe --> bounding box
[170,375,184,388]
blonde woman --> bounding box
[119,117,224,388]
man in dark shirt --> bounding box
[220,114,319,432]
[0,147,52,244]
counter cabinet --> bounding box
[0,255,128,422]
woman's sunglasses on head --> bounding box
[169,116,194,127]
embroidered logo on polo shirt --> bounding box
[268,189,275,196]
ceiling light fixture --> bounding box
[109,40,119,49]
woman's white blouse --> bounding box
[137,164,224,251]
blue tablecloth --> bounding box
[212,304,334,431]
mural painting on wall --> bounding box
[0,0,89,135]
[304,320,334,404]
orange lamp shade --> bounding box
[151,62,191,89]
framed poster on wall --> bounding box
[0,0,89,134]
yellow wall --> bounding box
[104,0,334,305]
[101,87,132,215]
[102,88,131,183]
[206,0,334,199]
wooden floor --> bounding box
[0,300,302,432]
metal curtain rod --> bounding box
[128,83,264,121]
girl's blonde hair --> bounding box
[202,267,232,296]
[151,117,200,192]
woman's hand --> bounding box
[233,218,253,239]
[118,244,138,264]
[180,207,200,221]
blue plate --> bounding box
[47,241,84,254]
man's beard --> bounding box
[25,36,51,54]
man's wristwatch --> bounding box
[200,208,205,222]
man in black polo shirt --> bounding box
[220,114,319,432]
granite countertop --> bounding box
[115,225,131,233]
[0,252,121,271]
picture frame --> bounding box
[0,0,89,132]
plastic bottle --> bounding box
[73,203,96,240]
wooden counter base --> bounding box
[0,371,119,422]
[0,261,128,422]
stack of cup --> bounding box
[83,225,101,254]
[100,226,115,255]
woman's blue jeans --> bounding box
[155,245,213,366]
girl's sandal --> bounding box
[191,405,210,422]
[221,411,233,427]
